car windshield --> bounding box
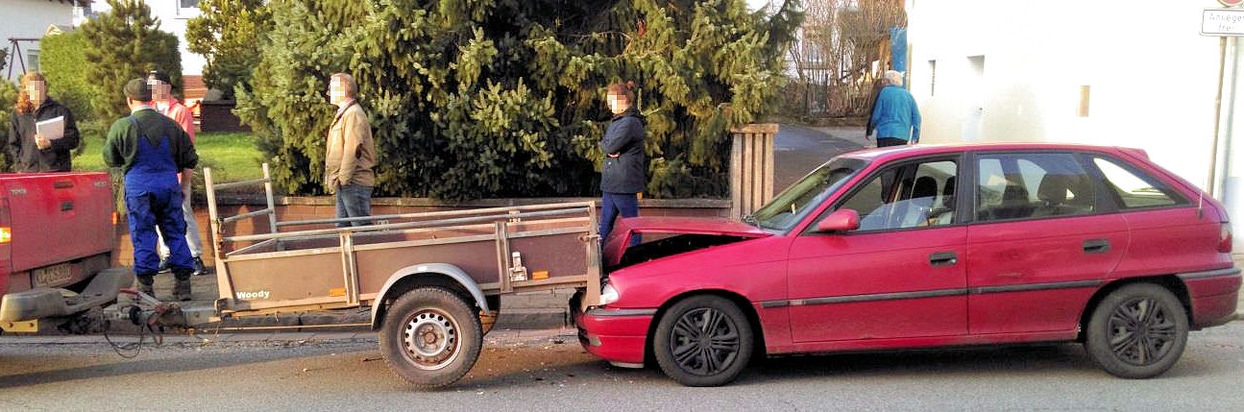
[749,157,866,231]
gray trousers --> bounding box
[157,192,203,257]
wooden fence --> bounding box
[729,123,778,220]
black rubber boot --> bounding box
[173,269,193,302]
[136,272,156,297]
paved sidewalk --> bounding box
[0,327,577,346]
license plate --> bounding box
[34,263,74,287]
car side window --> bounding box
[976,153,1096,222]
[834,160,958,231]
[1092,157,1185,209]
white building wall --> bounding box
[909,0,1219,186]
[0,0,77,78]
[908,0,1242,253]
[93,0,206,75]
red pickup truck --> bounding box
[0,172,132,333]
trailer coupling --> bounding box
[103,289,217,329]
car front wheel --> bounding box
[1085,283,1189,379]
[653,295,754,387]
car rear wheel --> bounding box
[653,295,753,387]
[1084,283,1188,379]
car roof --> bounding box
[841,142,1137,163]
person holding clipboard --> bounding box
[7,71,79,172]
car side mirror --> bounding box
[816,209,860,233]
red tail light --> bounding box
[1220,223,1233,254]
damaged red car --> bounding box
[574,143,1240,387]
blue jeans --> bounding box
[335,184,373,227]
[600,192,640,246]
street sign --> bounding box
[1220,0,1244,7]
[1203,8,1244,36]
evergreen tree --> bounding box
[186,0,272,100]
[235,0,802,199]
[0,80,16,171]
[80,0,182,123]
[39,31,96,124]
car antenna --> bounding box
[1197,190,1204,220]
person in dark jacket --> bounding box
[103,79,199,301]
[599,81,646,245]
[866,70,922,147]
[7,72,80,172]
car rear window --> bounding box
[1091,157,1186,209]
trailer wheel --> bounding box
[379,287,483,388]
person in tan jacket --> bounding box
[324,72,376,227]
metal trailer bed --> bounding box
[202,164,602,387]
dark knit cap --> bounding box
[124,78,152,102]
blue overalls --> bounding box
[125,117,193,276]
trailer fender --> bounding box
[370,263,490,329]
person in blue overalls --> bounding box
[103,79,199,301]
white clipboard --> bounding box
[36,116,65,140]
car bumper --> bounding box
[574,307,655,366]
[1180,266,1242,329]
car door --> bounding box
[1087,155,1207,276]
[965,151,1128,336]
[787,156,968,343]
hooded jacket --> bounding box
[600,110,646,194]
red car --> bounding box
[575,143,1240,386]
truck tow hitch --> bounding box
[101,288,189,357]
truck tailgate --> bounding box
[2,173,113,274]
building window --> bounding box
[27,49,40,72]
[178,0,200,16]
[1078,85,1091,117]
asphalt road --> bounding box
[3,321,1243,411]
[773,124,869,189]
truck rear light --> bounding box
[0,226,9,244]
[1220,223,1233,253]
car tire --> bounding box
[1084,283,1188,379]
[379,287,483,388]
[653,295,754,387]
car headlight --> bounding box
[600,283,619,306]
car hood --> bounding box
[602,216,771,267]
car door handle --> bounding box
[1083,239,1111,254]
[929,251,958,267]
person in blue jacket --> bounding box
[103,79,199,301]
[599,81,646,245]
[867,70,922,147]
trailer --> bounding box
[188,164,602,387]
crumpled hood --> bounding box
[602,216,770,267]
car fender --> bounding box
[369,263,490,329]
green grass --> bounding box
[73,131,264,182]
